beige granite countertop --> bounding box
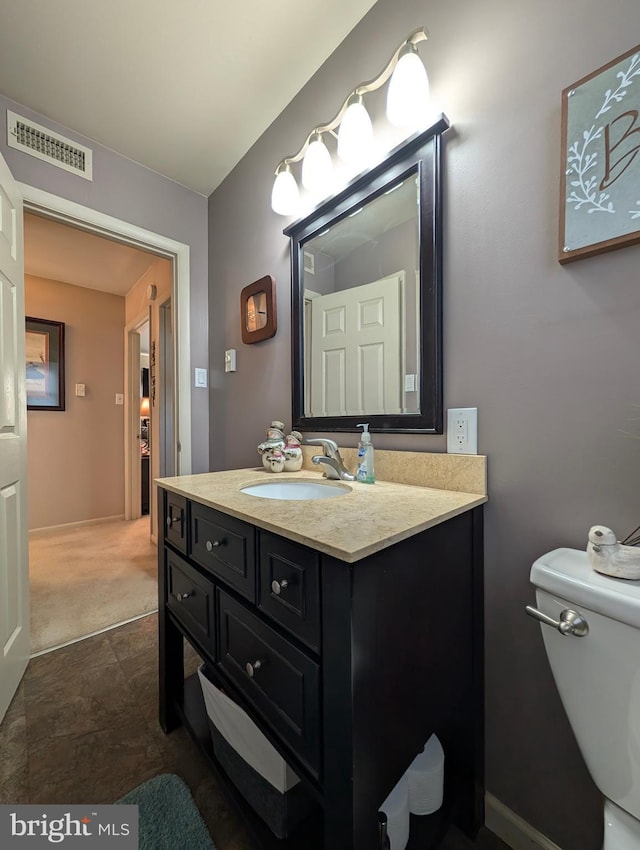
[156,453,487,563]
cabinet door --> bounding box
[217,590,320,778]
[190,503,256,601]
[166,550,215,653]
[258,532,320,653]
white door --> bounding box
[0,151,29,723]
[310,274,402,416]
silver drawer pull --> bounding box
[271,579,289,595]
[525,605,589,637]
[245,659,263,678]
[176,591,192,602]
[166,514,179,527]
[205,539,222,551]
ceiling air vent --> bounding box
[7,110,93,180]
[303,251,315,274]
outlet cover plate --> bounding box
[447,407,478,454]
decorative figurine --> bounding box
[257,420,287,472]
[283,430,304,472]
[587,525,640,580]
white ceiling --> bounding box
[0,0,379,196]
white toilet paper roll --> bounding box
[380,774,410,850]
[406,733,444,815]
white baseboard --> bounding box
[486,793,564,850]
[29,515,126,536]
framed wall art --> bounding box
[25,317,65,410]
[559,43,640,264]
[240,275,277,344]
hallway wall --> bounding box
[26,275,124,529]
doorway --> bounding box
[20,185,191,654]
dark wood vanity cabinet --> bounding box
[158,487,484,850]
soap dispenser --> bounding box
[356,423,375,484]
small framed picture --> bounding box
[25,317,65,411]
[240,275,277,344]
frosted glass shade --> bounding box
[337,100,374,166]
[271,167,300,216]
[302,136,333,193]
[386,49,429,129]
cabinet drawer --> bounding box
[166,550,215,651]
[217,590,320,777]
[164,491,187,554]
[190,503,256,602]
[258,532,320,652]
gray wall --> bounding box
[208,1,640,847]
[0,94,209,473]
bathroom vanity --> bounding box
[157,457,486,850]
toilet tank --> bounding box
[530,548,640,820]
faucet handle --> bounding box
[306,437,339,457]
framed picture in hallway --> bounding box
[559,43,640,263]
[25,317,65,410]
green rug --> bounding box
[118,773,216,850]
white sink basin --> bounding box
[240,480,351,500]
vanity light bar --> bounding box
[270,27,430,216]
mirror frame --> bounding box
[285,115,449,434]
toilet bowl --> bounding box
[528,547,640,850]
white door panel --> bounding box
[0,150,28,723]
[310,274,402,417]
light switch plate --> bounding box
[194,367,208,388]
[75,383,85,397]
[115,393,124,405]
[224,349,237,373]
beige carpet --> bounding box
[29,517,158,654]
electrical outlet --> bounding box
[447,408,478,454]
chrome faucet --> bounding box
[307,438,356,481]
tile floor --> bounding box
[0,614,511,850]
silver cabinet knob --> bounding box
[176,591,191,602]
[205,539,222,551]
[271,579,289,595]
[525,605,589,637]
[166,512,181,528]
[245,659,263,677]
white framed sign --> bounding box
[560,44,640,263]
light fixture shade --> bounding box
[302,135,333,193]
[337,100,374,166]
[271,166,300,216]
[386,48,430,129]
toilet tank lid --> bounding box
[531,548,640,629]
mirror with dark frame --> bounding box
[286,116,449,434]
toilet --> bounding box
[528,547,640,850]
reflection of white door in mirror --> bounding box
[303,289,320,416]
[308,273,404,417]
